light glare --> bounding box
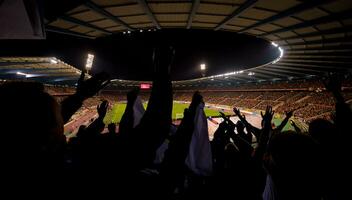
[86,54,95,69]
[50,58,58,64]
[271,42,278,47]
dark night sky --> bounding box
[0,29,279,81]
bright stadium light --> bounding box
[50,58,58,64]
[16,71,27,76]
[271,44,284,64]
[200,63,206,70]
[279,47,284,57]
[248,72,255,76]
[85,54,95,73]
[16,71,38,78]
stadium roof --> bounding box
[0,57,88,85]
[3,0,352,87]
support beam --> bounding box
[282,36,352,46]
[254,68,289,77]
[46,25,95,39]
[285,55,352,59]
[260,9,352,37]
[269,65,324,73]
[239,0,332,33]
[263,67,318,76]
[227,76,249,82]
[274,25,352,42]
[135,0,161,29]
[281,58,352,65]
[187,0,200,29]
[276,62,344,70]
[59,16,112,34]
[285,46,352,52]
[85,1,134,31]
[250,71,276,79]
[214,0,258,31]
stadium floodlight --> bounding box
[85,54,95,73]
[140,29,143,32]
[16,71,27,76]
[271,42,278,47]
[200,63,206,70]
[279,47,284,57]
[248,72,255,76]
[50,58,58,64]
[16,71,37,78]
[127,30,131,34]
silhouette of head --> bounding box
[265,131,321,199]
[0,81,65,167]
[236,120,245,133]
[108,123,116,134]
[309,118,335,146]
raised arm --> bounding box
[290,120,302,134]
[129,46,174,167]
[85,100,109,135]
[274,110,293,133]
[160,92,203,194]
[61,72,110,123]
[254,106,274,161]
[119,89,139,136]
[323,73,352,145]
[233,107,261,139]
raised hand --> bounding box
[233,107,241,116]
[285,110,293,118]
[261,106,274,126]
[127,88,139,103]
[323,73,345,103]
[152,46,175,76]
[76,71,110,100]
[323,73,342,93]
[190,91,203,110]
[97,100,109,118]
[219,111,232,123]
[290,120,302,134]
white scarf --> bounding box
[133,96,145,127]
[185,103,213,176]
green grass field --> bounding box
[103,102,294,132]
[272,117,294,132]
[103,102,230,124]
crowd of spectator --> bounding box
[45,81,352,123]
[0,48,351,199]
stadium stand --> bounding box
[1,0,352,198]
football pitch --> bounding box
[103,102,231,124]
[103,101,294,132]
